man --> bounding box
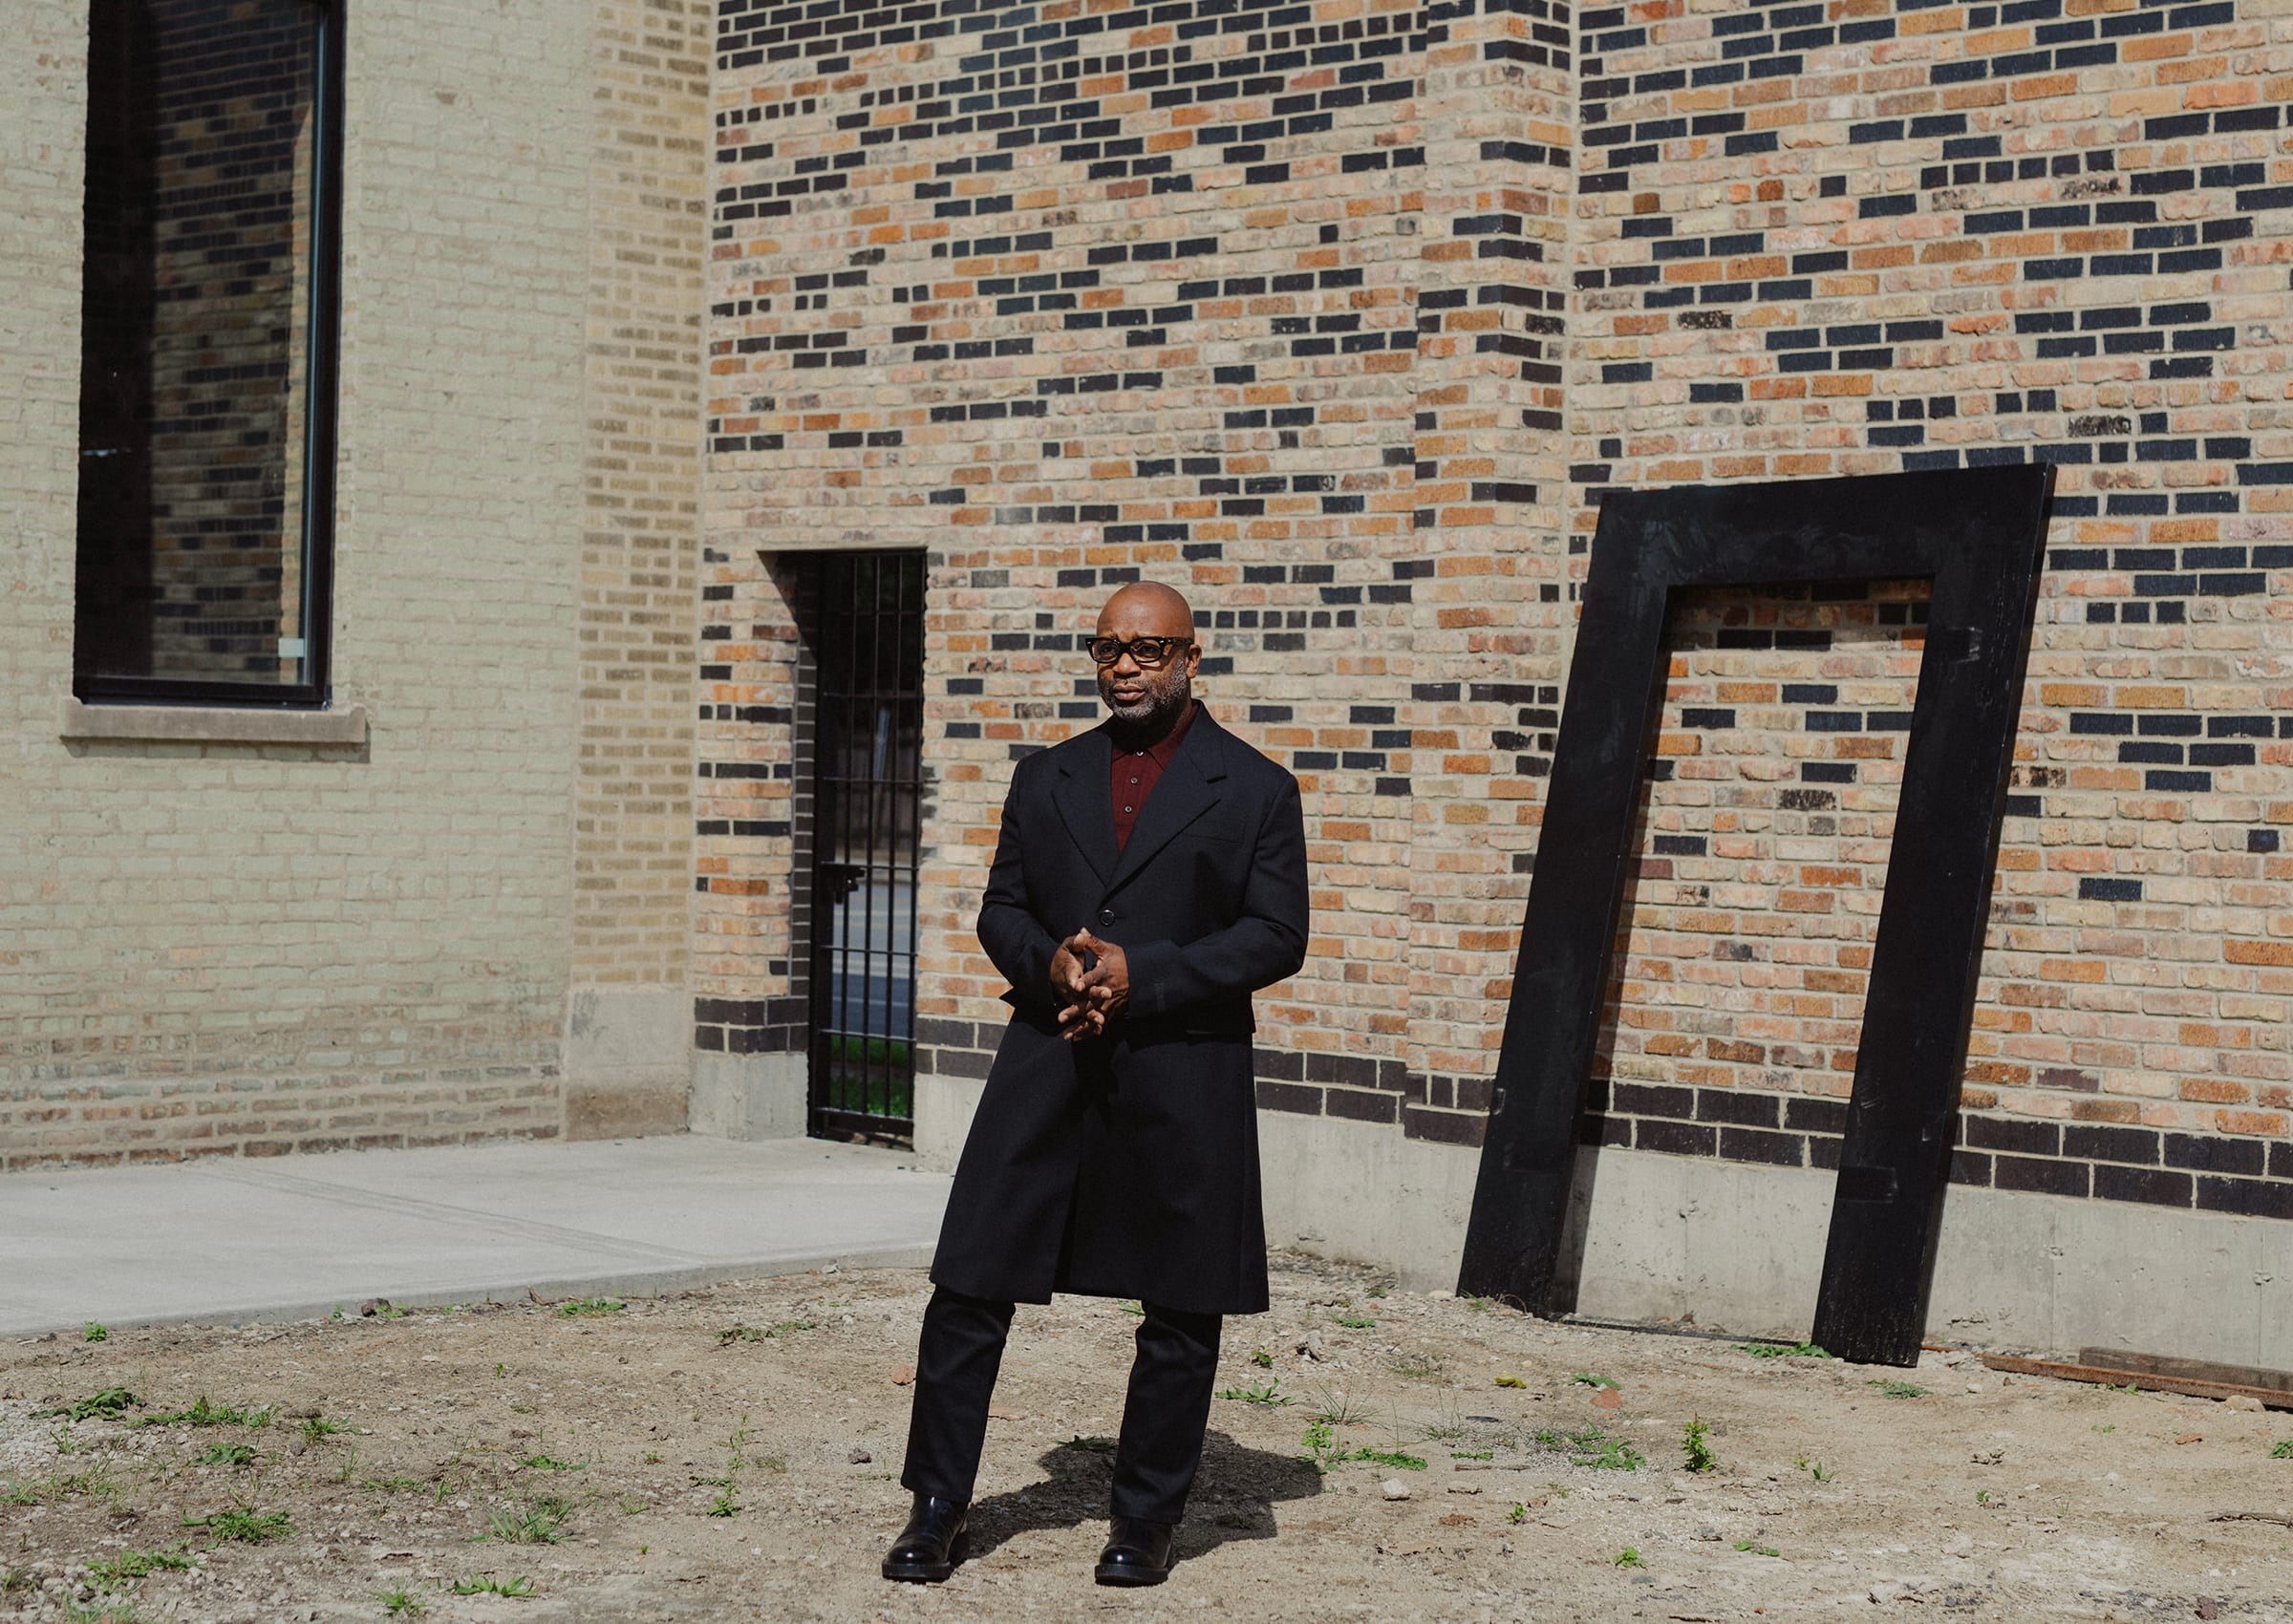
[882,580,1309,1587]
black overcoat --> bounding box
[929,708,1309,1316]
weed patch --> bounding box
[452,1574,536,1597]
[377,1585,428,1618]
[482,1494,569,1544]
[1682,1417,1716,1474]
[88,1545,196,1591]
[556,1297,623,1317]
[1735,1539,1780,1557]
[1567,1373,1618,1390]
[1537,1425,1643,1471]
[184,1506,292,1545]
[1870,1378,1928,1399]
[1743,1341,1831,1360]
[139,1396,271,1429]
[198,1442,254,1468]
[1215,1378,1293,1407]
[2271,1440,2293,1459]
[3,1464,120,1506]
[34,1388,141,1422]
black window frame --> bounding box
[72,0,347,712]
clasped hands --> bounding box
[1051,927,1129,1041]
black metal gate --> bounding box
[801,551,925,1143]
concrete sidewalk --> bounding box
[0,1135,951,1337]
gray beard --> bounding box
[1106,685,1189,744]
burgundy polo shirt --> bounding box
[1110,701,1198,852]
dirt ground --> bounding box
[4,1259,2290,1623]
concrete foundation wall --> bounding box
[1253,1112,2293,1369]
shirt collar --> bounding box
[1118,699,1199,763]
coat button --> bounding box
[1099,908,1115,924]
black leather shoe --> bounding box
[881,1493,969,1583]
[1093,1516,1176,1586]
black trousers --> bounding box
[900,1286,1223,1525]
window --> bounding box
[74,0,343,706]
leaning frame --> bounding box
[1456,465,2056,1367]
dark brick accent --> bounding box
[2092,1164,2194,1207]
[2195,1175,2293,1220]
[1994,1154,2090,1198]
[1611,1080,1693,1118]
[1404,1105,1487,1147]
[2063,1123,2160,1165]
[1785,1097,1849,1135]
[1950,1148,1993,1186]
[1965,1115,2063,1156]
[1718,1126,1803,1165]
[1252,1047,1304,1081]
[1636,1118,1717,1158]
[929,1045,994,1079]
[2274,1142,2293,1181]
[2162,1132,2265,1176]
[1305,1050,1381,1089]
[1808,1134,1842,1170]
[1453,1074,1496,1113]
[1254,1079,1321,1116]
[1324,1086,1397,1125]
[1696,1088,1781,1128]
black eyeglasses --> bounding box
[1085,635,1192,668]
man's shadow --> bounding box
[964,1429,1321,1565]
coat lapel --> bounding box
[1051,728,1119,886]
[1107,714,1228,893]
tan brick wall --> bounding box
[577,0,708,987]
[0,0,600,1167]
[699,0,1580,1152]
[1568,0,2293,1214]
[567,0,713,1135]
[702,0,2292,1227]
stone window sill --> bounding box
[59,695,369,745]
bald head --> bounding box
[1092,580,1200,743]
[1097,580,1194,638]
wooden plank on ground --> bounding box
[2076,1348,2293,1397]
[1978,1353,2293,1411]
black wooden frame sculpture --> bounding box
[1455,465,2055,1367]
